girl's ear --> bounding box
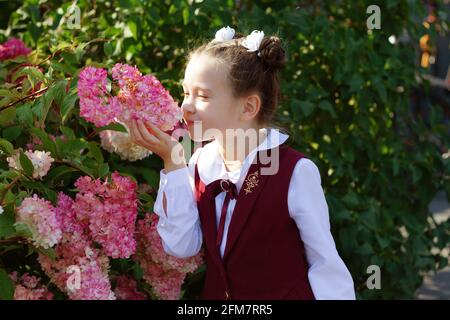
[240,93,261,121]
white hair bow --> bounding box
[214,26,235,42]
[242,30,264,55]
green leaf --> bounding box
[355,243,373,255]
[182,7,190,25]
[138,193,154,203]
[0,268,14,300]
[103,42,113,56]
[290,99,315,118]
[98,163,110,178]
[318,100,337,118]
[45,165,79,184]
[348,75,364,92]
[28,127,57,157]
[43,188,57,204]
[373,81,387,104]
[88,142,104,163]
[62,139,88,158]
[19,151,34,177]
[75,43,88,62]
[0,89,13,98]
[0,207,15,239]
[38,80,67,125]
[95,123,128,133]
[50,80,68,108]
[2,126,21,141]
[14,223,33,239]
[127,20,138,40]
[168,4,177,15]
[59,126,76,140]
[60,93,78,124]
[15,102,33,125]
[0,108,16,126]
[342,190,360,207]
[0,138,14,155]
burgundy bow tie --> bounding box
[206,179,238,250]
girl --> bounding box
[128,27,355,300]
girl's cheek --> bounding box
[195,101,210,112]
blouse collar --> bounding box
[197,127,289,192]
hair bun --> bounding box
[259,36,285,70]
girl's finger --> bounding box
[145,121,166,140]
[130,120,145,145]
[137,120,159,144]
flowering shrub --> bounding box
[0,3,202,299]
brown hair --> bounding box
[186,31,286,126]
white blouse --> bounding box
[153,127,356,299]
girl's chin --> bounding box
[185,128,214,143]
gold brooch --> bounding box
[244,171,259,194]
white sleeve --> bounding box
[153,148,203,258]
[288,158,356,300]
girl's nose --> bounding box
[181,100,195,114]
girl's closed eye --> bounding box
[182,92,208,100]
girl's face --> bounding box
[181,53,242,142]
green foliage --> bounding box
[0,0,448,299]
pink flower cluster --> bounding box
[18,172,137,300]
[0,38,31,61]
[13,172,201,300]
[134,213,203,300]
[10,272,53,300]
[16,194,62,249]
[38,192,116,300]
[77,63,183,131]
[113,275,146,300]
[77,67,120,127]
[74,172,138,258]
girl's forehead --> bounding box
[183,54,228,89]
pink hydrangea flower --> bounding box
[38,243,115,300]
[141,263,186,300]
[38,193,115,300]
[77,64,183,132]
[134,213,203,299]
[114,275,147,300]
[10,272,53,300]
[77,67,121,127]
[38,246,114,301]
[74,172,138,259]
[16,194,62,249]
[0,38,31,61]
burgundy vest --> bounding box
[194,143,315,300]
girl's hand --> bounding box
[128,120,186,169]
